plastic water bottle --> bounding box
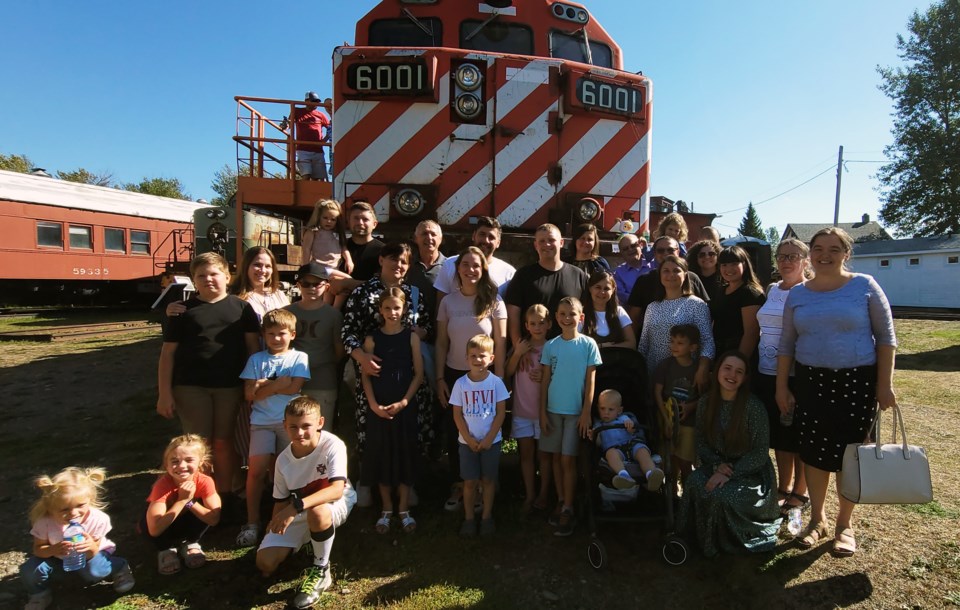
[786,507,803,536]
[62,521,86,572]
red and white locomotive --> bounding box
[0,169,205,303]
[234,0,651,253]
[333,0,651,236]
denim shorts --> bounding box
[458,442,501,482]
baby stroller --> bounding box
[582,347,689,568]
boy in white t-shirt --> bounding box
[449,334,509,537]
[255,397,357,610]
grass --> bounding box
[0,319,958,609]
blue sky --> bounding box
[2,1,926,237]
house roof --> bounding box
[853,234,960,256]
[782,221,891,243]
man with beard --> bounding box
[626,235,710,335]
[434,216,516,300]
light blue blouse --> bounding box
[778,274,896,369]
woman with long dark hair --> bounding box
[678,351,780,557]
[711,246,765,359]
[566,223,611,276]
[580,271,635,349]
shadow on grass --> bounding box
[897,345,960,372]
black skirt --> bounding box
[794,362,877,472]
[753,372,800,454]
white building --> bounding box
[852,235,960,309]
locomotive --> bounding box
[231,0,651,259]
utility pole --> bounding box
[833,145,844,227]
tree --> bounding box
[56,168,113,187]
[766,226,780,247]
[876,0,960,237]
[0,153,34,173]
[737,202,765,239]
[123,177,190,200]
[209,164,246,207]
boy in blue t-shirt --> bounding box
[539,297,602,536]
[238,309,310,547]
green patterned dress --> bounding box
[678,394,781,557]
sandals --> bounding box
[375,511,393,534]
[776,488,791,508]
[179,542,206,569]
[797,520,830,548]
[399,511,417,534]
[158,548,181,576]
[833,527,857,557]
[781,492,811,516]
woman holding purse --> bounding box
[775,227,898,557]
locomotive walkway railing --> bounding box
[234,96,332,182]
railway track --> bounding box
[0,320,159,342]
[891,307,960,321]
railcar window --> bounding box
[37,222,63,248]
[460,20,533,54]
[949,256,959,264]
[369,18,442,47]
[105,228,126,253]
[131,230,151,255]
[69,225,92,250]
[550,30,612,67]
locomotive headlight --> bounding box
[577,198,601,222]
[454,64,482,91]
[454,94,482,120]
[394,189,425,217]
[204,208,227,219]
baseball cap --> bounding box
[297,262,330,281]
[305,91,322,103]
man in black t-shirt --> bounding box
[332,201,385,300]
[506,224,587,343]
[626,236,710,335]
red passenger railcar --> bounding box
[0,170,207,303]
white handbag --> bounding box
[839,404,933,504]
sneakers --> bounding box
[553,508,576,537]
[612,473,638,490]
[291,564,332,609]
[236,523,260,547]
[646,468,665,492]
[356,485,373,508]
[24,590,52,610]
[112,564,136,594]
[547,502,564,526]
[444,483,463,512]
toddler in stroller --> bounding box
[588,389,664,492]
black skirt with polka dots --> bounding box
[794,362,878,472]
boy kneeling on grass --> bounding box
[255,396,357,610]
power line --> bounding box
[716,165,836,215]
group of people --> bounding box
[18,200,899,609]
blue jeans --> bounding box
[20,552,127,594]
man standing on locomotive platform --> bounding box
[289,91,331,181]
[506,224,588,344]
[626,235,711,336]
[434,216,516,301]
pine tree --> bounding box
[737,203,765,239]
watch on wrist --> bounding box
[292,496,305,513]
[184,500,195,509]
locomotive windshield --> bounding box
[550,30,613,68]
[459,20,533,55]
[369,17,443,47]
